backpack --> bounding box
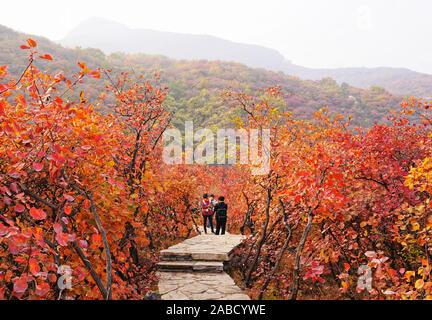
[201,199,212,216]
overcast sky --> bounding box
[2,0,432,74]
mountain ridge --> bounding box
[59,17,432,98]
[60,17,290,73]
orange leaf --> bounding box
[26,38,37,48]
[29,258,40,276]
[39,54,53,61]
[89,70,100,79]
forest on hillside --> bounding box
[1,38,432,301]
[0,25,404,129]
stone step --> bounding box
[158,229,250,300]
[160,250,232,262]
[158,271,251,300]
[157,260,224,273]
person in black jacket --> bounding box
[214,196,228,235]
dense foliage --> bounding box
[0,40,221,299]
[223,88,432,300]
[1,36,432,301]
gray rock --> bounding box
[143,292,161,300]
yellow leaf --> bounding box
[415,279,425,290]
[405,271,415,280]
[342,281,348,290]
[90,124,98,133]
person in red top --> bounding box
[201,193,214,234]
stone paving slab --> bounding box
[160,231,245,261]
[158,228,250,300]
[158,272,250,300]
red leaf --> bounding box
[26,38,37,48]
[20,45,30,50]
[14,204,25,213]
[32,162,44,172]
[79,240,88,249]
[3,123,14,134]
[47,273,56,283]
[9,172,21,179]
[56,232,69,246]
[64,206,72,215]
[29,207,46,220]
[0,224,8,236]
[13,277,28,296]
[0,84,9,92]
[1,186,11,196]
[0,99,5,116]
[35,282,50,296]
[10,182,19,193]
[83,199,91,209]
[3,196,11,206]
[8,241,20,254]
[53,223,62,234]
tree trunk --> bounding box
[290,213,313,300]
[245,188,271,288]
[258,227,292,299]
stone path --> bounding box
[157,228,250,300]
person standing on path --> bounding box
[207,194,217,229]
[214,196,228,235]
[201,193,214,234]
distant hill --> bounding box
[0,23,404,128]
[60,17,432,98]
[59,17,290,73]
[286,65,432,99]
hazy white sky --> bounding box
[2,0,432,74]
